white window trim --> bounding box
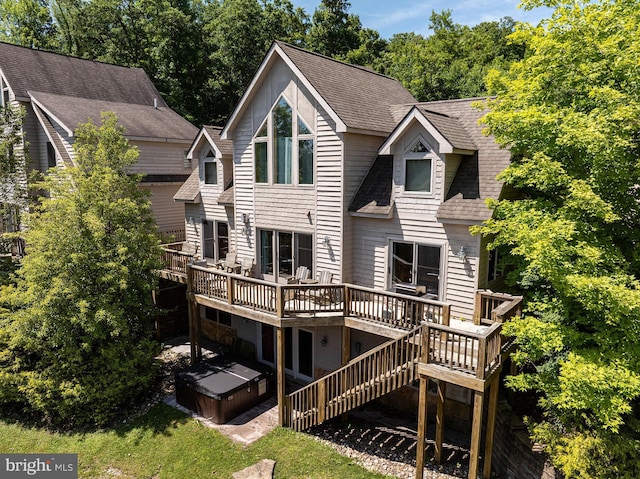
[401,135,436,197]
[202,147,218,186]
[386,237,448,300]
[252,95,315,187]
[257,227,314,281]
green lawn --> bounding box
[0,403,393,478]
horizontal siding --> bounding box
[147,184,187,232]
[131,140,194,175]
[315,108,342,281]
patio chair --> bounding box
[218,251,241,273]
[287,265,310,284]
[181,242,199,258]
[240,257,254,277]
[311,270,335,304]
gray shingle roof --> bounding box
[418,108,477,152]
[348,156,393,215]
[350,98,509,223]
[174,167,201,203]
[30,91,197,141]
[0,42,164,105]
[276,42,416,134]
[203,125,233,156]
[420,98,510,221]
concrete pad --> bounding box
[232,459,276,479]
[165,395,279,445]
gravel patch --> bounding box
[307,411,469,479]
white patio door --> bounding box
[258,324,314,382]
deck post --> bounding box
[227,275,234,305]
[435,380,447,464]
[415,375,429,479]
[276,326,286,426]
[468,390,485,479]
[342,326,351,364]
[186,264,201,365]
[483,374,501,478]
[473,290,483,325]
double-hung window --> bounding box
[254,97,314,185]
[404,138,433,194]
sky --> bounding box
[291,1,553,39]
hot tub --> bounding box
[175,357,273,424]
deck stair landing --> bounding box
[285,326,423,431]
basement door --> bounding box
[259,324,314,382]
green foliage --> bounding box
[0,0,56,48]
[0,112,162,427]
[306,0,362,58]
[478,0,640,476]
[380,11,525,101]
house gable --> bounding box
[222,41,417,140]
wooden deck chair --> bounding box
[181,241,198,258]
[241,257,254,277]
[221,251,240,273]
[287,265,310,284]
[314,270,334,303]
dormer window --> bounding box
[404,137,434,194]
[203,148,217,185]
[253,96,314,185]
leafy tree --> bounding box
[203,0,308,124]
[477,0,640,476]
[0,105,27,253]
[0,112,161,427]
[0,0,56,49]
[381,11,524,101]
[306,0,361,58]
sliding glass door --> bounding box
[259,229,313,282]
[391,241,441,298]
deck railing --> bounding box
[186,265,450,328]
[345,285,450,330]
[474,290,523,325]
[161,243,194,275]
[286,326,423,431]
[421,321,504,379]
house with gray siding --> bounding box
[0,41,198,237]
[166,42,521,479]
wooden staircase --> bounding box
[285,326,423,431]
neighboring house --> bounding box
[0,42,198,236]
[166,42,522,479]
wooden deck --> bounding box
[159,244,524,479]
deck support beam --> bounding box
[415,376,429,479]
[483,374,500,478]
[276,326,286,427]
[186,264,201,365]
[468,389,485,479]
[435,380,447,464]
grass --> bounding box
[0,403,394,478]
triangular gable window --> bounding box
[257,121,267,138]
[298,117,311,135]
[410,140,428,153]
